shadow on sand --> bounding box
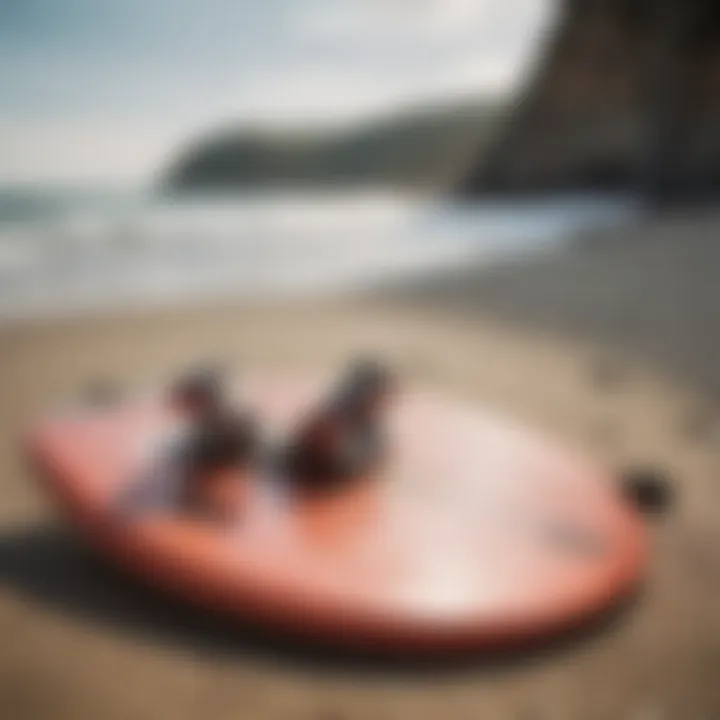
[0,522,641,678]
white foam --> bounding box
[0,190,640,319]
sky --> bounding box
[0,0,554,183]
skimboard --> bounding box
[25,379,647,654]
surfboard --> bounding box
[25,379,647,654]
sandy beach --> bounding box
[1,215,719,720]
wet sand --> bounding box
[1,215,719,719]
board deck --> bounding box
[25,380,647,654]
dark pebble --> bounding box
[619,466,675,516]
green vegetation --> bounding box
[163,97,506,192]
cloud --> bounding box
[284,0,552,110]
[0,119,191,183]
[0,0,554,181]
[295,0,493,43]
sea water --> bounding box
[0,187,639,319]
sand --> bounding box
[1,214,719,720]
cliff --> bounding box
[461,0,720,204]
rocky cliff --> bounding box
[461,0,720,204]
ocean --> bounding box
[0,187,639,319]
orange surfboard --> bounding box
[25,380,647,654]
